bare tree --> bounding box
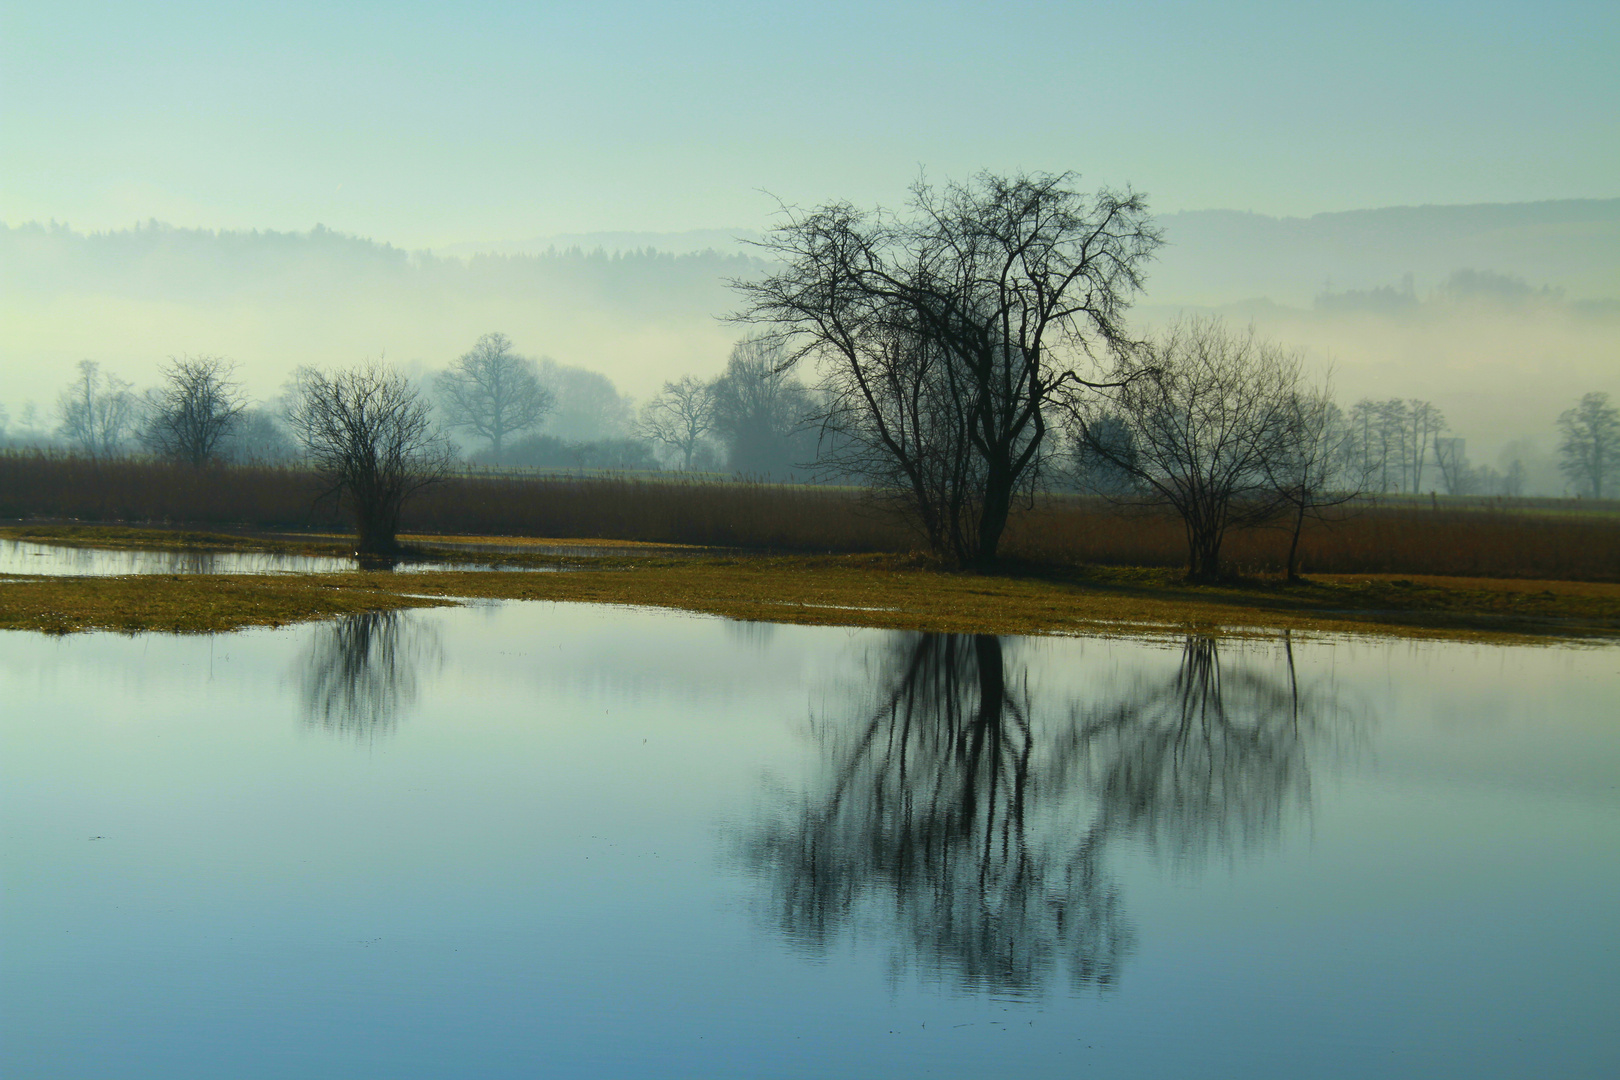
[637,374,716,470]
[1432,436,1472,495]
[435,332,553,463]
[287,362,454,555]
[1406,400,1445,492]
[735,171,1160,566]
[1073,317,1302,581]
[57,359,137,458]
[139,355,247,466]
[1264,385,1367,582]
[1557,391,1620,499]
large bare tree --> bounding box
[140,355,247,466]
[735,171,1160,566]
[435,332,553,463]
[288,363,453,556]
[1073,317,1303,581]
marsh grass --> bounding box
[3,553,1616,641]
[3,451,1617,581]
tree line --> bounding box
[11,172,1619,571]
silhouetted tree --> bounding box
[1073,317,1302,581]
[57,359,136,458]
[1557,391,1619,499]
[139,355,247,466]
[735,171,1160,565]
[288,362,453,555]
[435,332,553,463]
[1264,385,1368,581]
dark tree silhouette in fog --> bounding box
[736,171,1160,565]
[288,362,453,555]
[708,335,818,477]
[139,355,246,466]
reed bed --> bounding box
[3,451,1616,582]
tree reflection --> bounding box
[296,611,442,740]
[740,632,1359,996]
[1056,634,1332,867]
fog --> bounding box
[3,198,1616,487]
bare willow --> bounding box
[287,362,453,555]
[1075,317,1303,581]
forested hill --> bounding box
[0,221,766,315]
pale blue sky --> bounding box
[3,0,1616,248]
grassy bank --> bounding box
[2,534,1617,641]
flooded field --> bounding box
[2,602,1616,1078]
[0,539,550,577]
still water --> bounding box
[2,603,1616,1078]
[0,539,543,576]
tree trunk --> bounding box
[1187,526,1224,582]
[353,492,403,557]
[1285,499,1307,583]
[972,466,1015,569]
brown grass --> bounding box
[3,451,1617,581]
[3,555,1616,642]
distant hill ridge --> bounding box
[4,197,1616,309]
[1154,199,1620,305]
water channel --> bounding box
[2,582,1616,1077]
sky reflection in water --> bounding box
[0,539,551,576]
[2,603,1616,1079]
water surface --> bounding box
[2,604,1615,1078]
[0,539,545,576]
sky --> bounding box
[3,1,1617,248]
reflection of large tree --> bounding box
[741,632,1357,996]
[296,611,441,739]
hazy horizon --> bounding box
[4,195,1617,491]
[3,1,1616,489]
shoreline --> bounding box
[3,526,1617,643]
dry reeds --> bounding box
[3,452,1616,581]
